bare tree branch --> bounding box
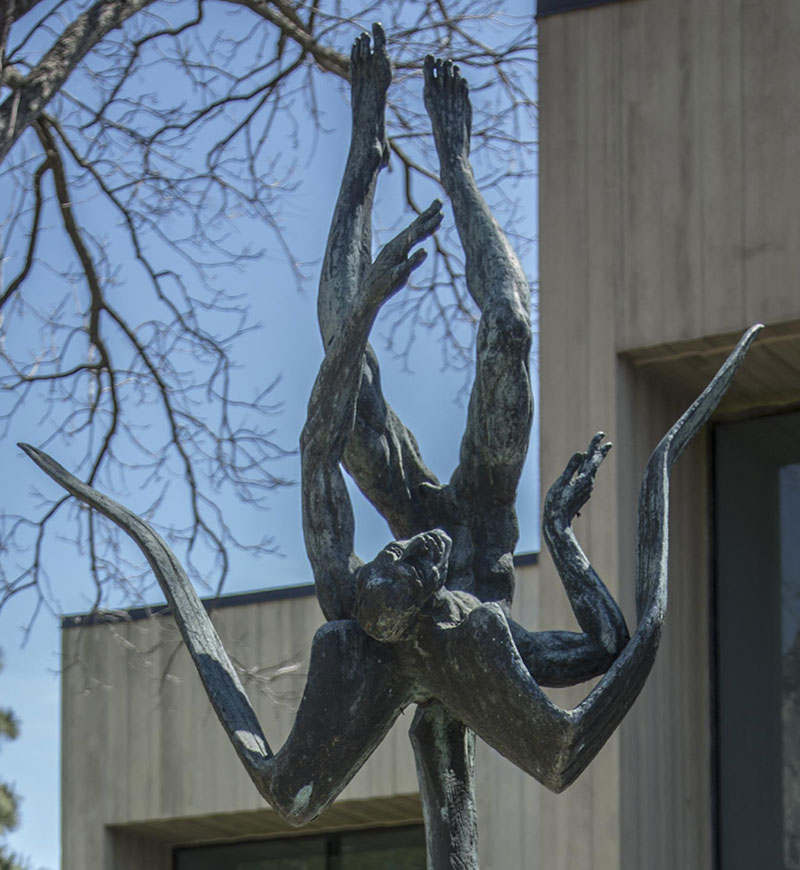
[0,156,46,310]
[0,0,536,622]
[0,0,159,162]
[225,0,349,78]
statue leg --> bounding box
[317,24,390,346]
[398,58,534,869]
[424,57,533,606]
[317,24,439,539]
[269,620,414,824]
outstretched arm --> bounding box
[19,445,415,826]
[302,201,443,621]
[18,443,276,789]
[505,436,629,687]
[416,326,761,792]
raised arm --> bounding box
[18,442,414,826]
[302,201,443,621]
[412,325,762,792]
[506,435,630,688]
[513,317,758,690]
[18,443,277,792]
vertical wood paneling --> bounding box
[697,0,746,333]
[741,0,800,327]
[618,0,664,348]
[61,630,86,870]
[536,0,800,866]
[741,0,785,326]
[612,0,800,352]
[110,828,170,870]
[62,590,435,870]
[617,374,713,870]
[539,10,604,867]
[539,9,590,484]
[584,0,622,615]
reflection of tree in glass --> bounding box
[339,849,424,870]
[181,838,325,869]
[781,464,800,869]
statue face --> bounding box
[356,530,452,642]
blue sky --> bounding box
[0,8,537,867]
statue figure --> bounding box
[20,24,760,869]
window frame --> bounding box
[711,408,800,869]
[172,823,427,870]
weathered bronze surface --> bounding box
[20,24,761,869]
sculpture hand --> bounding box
[544,432,612,528]
[363,199,443,303]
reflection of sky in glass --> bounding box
[780,464,800,656]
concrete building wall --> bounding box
[62,564,553,870]
[61,0,800,865]
[538,0,800,868]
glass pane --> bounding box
[781,463,800,869]
[174,836,326,870]
[715,412,800,870]
[339,826,426,870]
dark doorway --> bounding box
[714,411,800,869]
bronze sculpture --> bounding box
[20,24,760,869]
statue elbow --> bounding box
[599,616,630,660]
[263,780,322,827]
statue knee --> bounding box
[481,296,531,353]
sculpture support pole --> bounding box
[410,702,478,870]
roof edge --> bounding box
[61,551,539,628]
[537,0,627,19]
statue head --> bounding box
[356,529,452,643]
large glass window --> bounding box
[714,411,800,869]
[173,825,426,870]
